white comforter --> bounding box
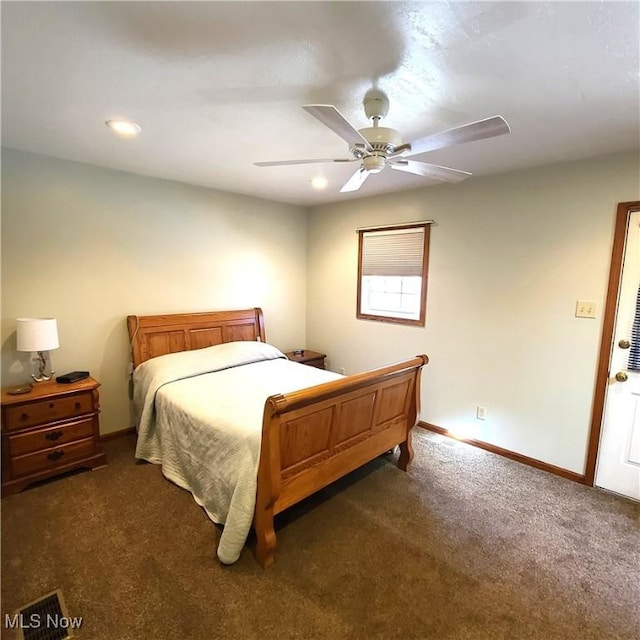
[133,341,341,564]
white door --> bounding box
[595,210,640,500]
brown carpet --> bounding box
[1,429,638,640]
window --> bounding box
[357,223,430,326]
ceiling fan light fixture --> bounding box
[311,176,328,190]
[105,119,142,137]
[363,155,386,174]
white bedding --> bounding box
[133,341,342,564]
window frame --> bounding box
[356,222,431,327]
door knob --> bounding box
[615,371,628,382]
[618,339,631,349]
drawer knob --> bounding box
[75,402,81,410]
[47,450,64,461]
[20,413,29,421]
[45,430,63,441]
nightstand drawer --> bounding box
[304,358,326,369]
[3,392,93,431]
[11,437,96,478]
[8,417,95,457]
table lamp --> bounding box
[16,317,59,382]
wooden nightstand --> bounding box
[285,349,327,369]
[1,377,107,496]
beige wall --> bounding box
[1,149,308,434]
[306,151,640,475]
[3,147,639,475]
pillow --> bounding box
[134,340,286,383]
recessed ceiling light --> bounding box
[105,119,142,137]
[311,176,328,190]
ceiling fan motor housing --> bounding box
[357,126,403,158]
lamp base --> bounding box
[31,351,54,382]
[31,374,54,382]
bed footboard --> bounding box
[253,354,428,568]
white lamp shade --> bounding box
[16,318,60,352]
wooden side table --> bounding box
[1,377,107,496]
[285,349,326,370]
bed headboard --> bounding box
[127,308,266,368]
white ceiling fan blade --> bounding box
[303,105,373,151]
[391,160,472,183]
[406,115,511,156]
[340,168,371,193]
[254,158,355,167]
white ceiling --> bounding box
[2,1,638,206]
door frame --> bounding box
[585,201,640,486]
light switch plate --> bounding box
[575,300,597,318]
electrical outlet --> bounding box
[575,300,597,319]
[339,367,346,375]
[476,405,487,420]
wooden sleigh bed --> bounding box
[127,308,428,568]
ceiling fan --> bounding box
[254,89,511,193]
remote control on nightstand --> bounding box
[56,371,90,384]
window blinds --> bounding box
[361,227,425,276]
[628,286,640,371]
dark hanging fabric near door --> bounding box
[628,285,640,370]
